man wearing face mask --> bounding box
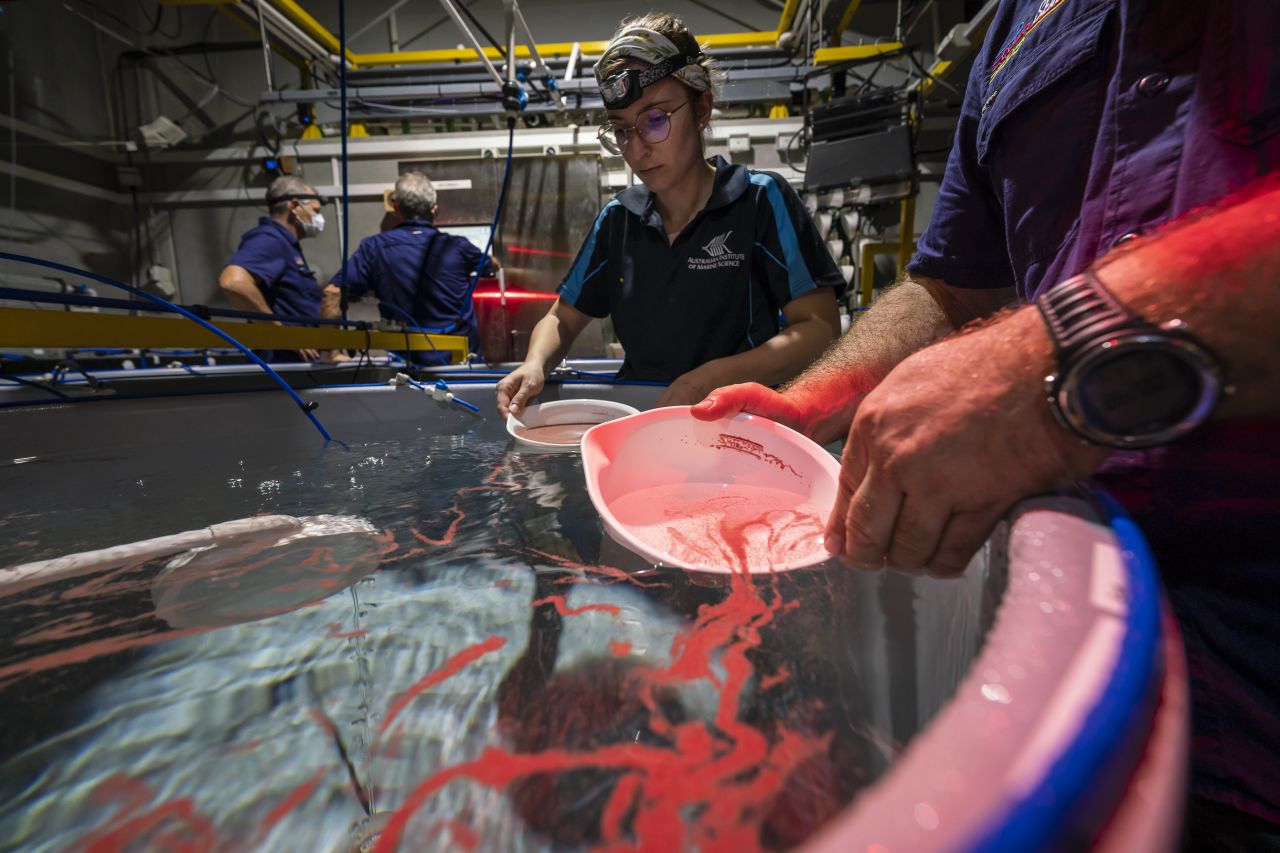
[219,176,335,361]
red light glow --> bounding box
[504,245,574,258]
[471,289,557,301]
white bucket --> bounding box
[506,398,639,453]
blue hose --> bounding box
[0,252,335,442]
[338,0,351,323]
[404,376,480,414]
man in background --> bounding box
[328,171,496,366]
[219,176,335,361]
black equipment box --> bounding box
[804,93,915,193]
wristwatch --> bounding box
[1036,270,1222,448]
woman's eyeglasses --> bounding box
[597,100,692,155]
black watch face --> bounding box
[1077,348,1202,435]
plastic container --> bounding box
[581,406,841,572]
[506,398,639,453]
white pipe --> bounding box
[247,0,334,66]
[142,119,805,164]
[436,0,506,87]
[304,385,399,395]
[330,156,346,258]
[1,515,300,594]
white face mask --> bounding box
[301,209,325,238]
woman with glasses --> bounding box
[497,13,843,416]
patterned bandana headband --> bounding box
[595,27,709,109]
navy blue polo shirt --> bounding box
[909,0,1280,821]
[334,220,491,364]
[558,156,844,381]
[226,217,321,320]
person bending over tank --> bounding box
[496,13,843,415]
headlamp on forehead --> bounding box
[597,29,703,110]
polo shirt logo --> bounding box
[689,230,745,270]
[702,231,733,257]
[987,0,1068,84]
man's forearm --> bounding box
[219,267,272,314]
[1091,175,1280,419]
[782,279,956,443]
[321,285,342,320]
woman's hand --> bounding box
[496,363,546,417]
[656,367,720,408]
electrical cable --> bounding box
[135,0,161,35]
[455,2,506,59]
[782,125,808,174]
[0,252,336,443]
[683,0,760,32]
[0,374,72,400]
[369,300,444,366]
[136,0,182,41]
[67,0,150,36]
[0,285,364,328]
[905,48,960,97]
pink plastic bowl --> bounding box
[581,406,842,572]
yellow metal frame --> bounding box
[161,1,779,69]
[777,0,803,36]
[0,309,469,363]
[830,0,865,46]
[857,242,897,306]
[856,198,918,306]
[351,31,778,67]
[916,15,995,97]
[812,42,903,65]
[918,59,954,97]
[266,0,358,65]
[896,194,916,272]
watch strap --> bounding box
[1036,270,1145,358]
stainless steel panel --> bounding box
[400,155,605,362]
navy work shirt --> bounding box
[559,156,844,381]
[909,0,1280,822]
[334,220,491,365]
[226,217,321,320]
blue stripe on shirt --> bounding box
[558,199,619,306]
[748,173,817,299]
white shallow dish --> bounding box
[506,399,640,453]
[581,406,841,572]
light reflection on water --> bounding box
[0,421,981,852]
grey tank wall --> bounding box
[0,4,139,287]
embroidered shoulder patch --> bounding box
[988,0,1068,83]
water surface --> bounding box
[0,416,974,851]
